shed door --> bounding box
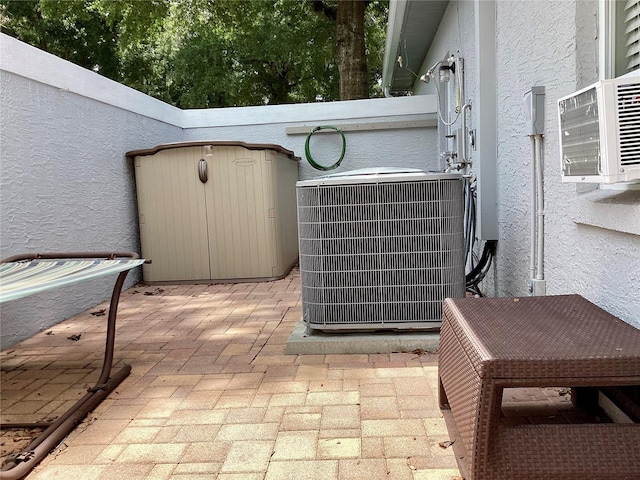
[135,147,211,281]
[205,146,277,279]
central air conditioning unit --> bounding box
[297,168,465,332]
[558,76,640,184]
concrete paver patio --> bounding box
[1,267,461,480]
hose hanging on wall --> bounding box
[305,125,346,171]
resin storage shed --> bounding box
[127,141,300,283]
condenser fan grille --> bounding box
[297,174,465,331]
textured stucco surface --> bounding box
[183,118,438,182]
[493,0,580,300]
[0,70,182,349]
[1,35,438,349]
[0,73,181,256]
[418,0,639,328]
[180,94,440,180]
[495,0,639,328]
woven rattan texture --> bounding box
[438,295,640,480]
[444,294,640,379]
[490,424,640,479]
[438,314,482,457]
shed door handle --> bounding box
[198,159,208,183]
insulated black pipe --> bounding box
[466,240,497,286]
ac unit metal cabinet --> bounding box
[297,169,465,332]
[127,141,299,283]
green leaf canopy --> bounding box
[1,0,388,107]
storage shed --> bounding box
[127,141,299,283]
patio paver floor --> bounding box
[1,267,461,480]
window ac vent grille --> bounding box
[617,83,640,166]
[558,76,640,184]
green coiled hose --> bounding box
[304,125,346,171]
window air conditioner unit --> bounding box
[558,76,640,184]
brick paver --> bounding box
[0,267,461,480]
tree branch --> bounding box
[310,0,337,21]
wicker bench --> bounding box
[438,294,640,480]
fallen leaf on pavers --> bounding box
[412,348,426,356]
[439,440,455,449]
[67,334,81,341]
[129,289,140,295]
[45,331,54,335]
[51,442,68,458]
[144,288,164,296]
[90,309,106,316]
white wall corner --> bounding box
[0,33,184,127]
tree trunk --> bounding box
[336,0,368,100]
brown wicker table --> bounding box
[438,294,640,480]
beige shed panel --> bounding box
[133,146,211,282]
[129,141,299,283]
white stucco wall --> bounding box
[416,1,640,328]
[182,97,439,181]
[1,34,438,349]
[494,0,579,300]
[494,0,640,328]
[0,36,185,349]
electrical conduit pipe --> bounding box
[529,133,546,296]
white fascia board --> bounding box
[182,95,437,128]
[382,0,408,91]
[0,33,184,127]
[474,0,499,241]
